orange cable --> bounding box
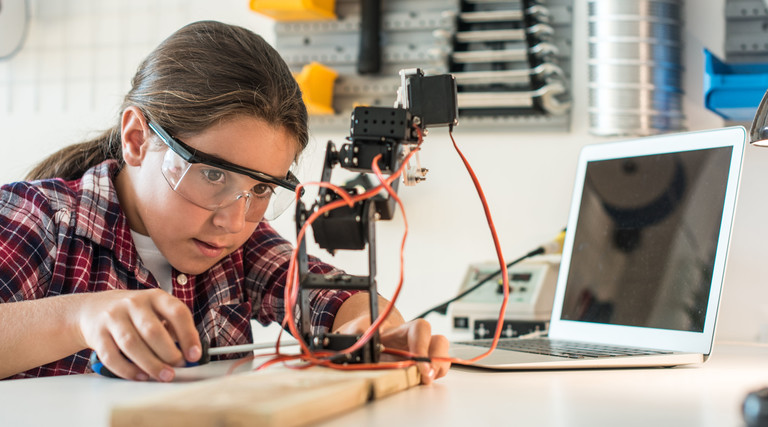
[440,130,509,364]
[254,126,510,372]
[272,131,424,369]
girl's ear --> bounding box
[121,106,153,167]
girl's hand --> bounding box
[334,315,451,385]
[77,289,201,382]
[379,319,450,385]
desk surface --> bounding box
[1,341,765,427]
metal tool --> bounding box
[89,340,295,379]
[449,0,572,119]
[455,23,554,43]
[452,62,565,87]
[457,81,570,115]
[452,42,558,64]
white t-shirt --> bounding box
[130,231,173,293]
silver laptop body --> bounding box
[450,126,746,370]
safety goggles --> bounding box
[147,121,301,222]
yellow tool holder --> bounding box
[295,62,338,115]
[250,0,336,21]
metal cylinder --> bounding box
[588,0,685,136]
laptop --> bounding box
[450,126,746,369]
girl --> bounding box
[0,20,449,383]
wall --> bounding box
[1,0,767,342]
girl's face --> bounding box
[123,115,298,275]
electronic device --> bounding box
[294,69,458,364]
[448,256,559,340]
[450,125,746,369]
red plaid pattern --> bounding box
[0,161,354,379]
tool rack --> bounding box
[266,0,573,131]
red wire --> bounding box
[441,130,510,364]
[374,130,512,366]
[281,161,409,357]
[266,130,425,371]
[246,125,509,374]
[269,159,418,371]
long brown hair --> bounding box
[26,21,308,181]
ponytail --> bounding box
[25,127,122,181]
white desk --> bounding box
[1,341,765,427]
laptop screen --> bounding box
[559,147,734,333]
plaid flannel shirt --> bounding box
[0,160,354,379]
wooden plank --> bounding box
[110,366,420,427]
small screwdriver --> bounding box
[89,340,291,379]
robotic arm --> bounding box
[294,68,458,364]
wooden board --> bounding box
[111,365,420,427]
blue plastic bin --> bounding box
[703,48,768,122]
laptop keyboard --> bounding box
[456,338,672,359]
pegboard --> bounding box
[272,0,573,131]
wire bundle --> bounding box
[229,127,516,375]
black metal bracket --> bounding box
[293,69,457,365]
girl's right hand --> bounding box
[77,289,201,382]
